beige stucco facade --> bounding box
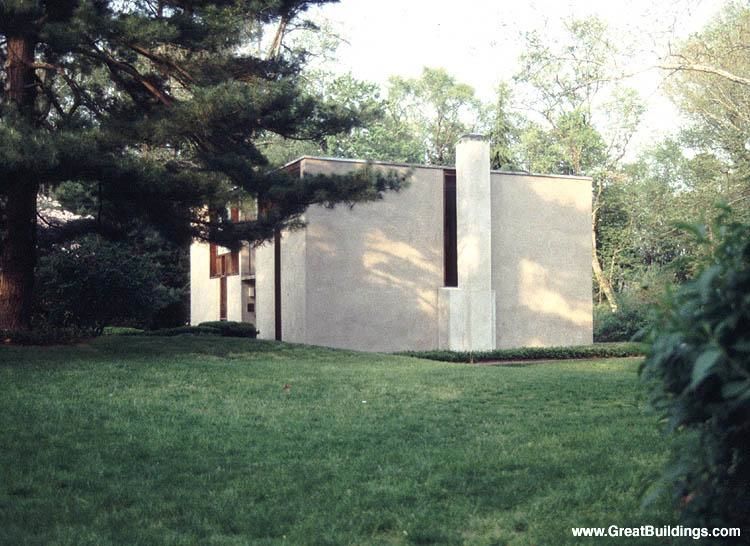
[190,137,593,352]
[490,171,593,348]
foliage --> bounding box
[103,326,144,335]
[659,3,750,237]
[594,299,653,342]
[665,3,750,167]
[261,72,426,166]
[0,335,671,544]
[107,322,258,337]
[34,236,179,333]
[144,325,221,337]
[197,321,258,338]
[640,211,750,533]
[387,67,482,165]
[509,16,645,312]
[0,325,94,346]
[485,82,523,171]
[0,0,403,330]
[399,342,647,363]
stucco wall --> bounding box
[301,159,444,352]
[490,172,593,348]
[280,227,307,343]
[254,240,275,340]
[226,276,244,322]
[189,241,220,324]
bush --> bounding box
[148,300,188,330]
[640,211,750,534]
[197,321,258,338]
[1,325,94,345]
[399,342,647,363]
[594,298,653,342]
[143,326,221,337]
[35,236,181,333]
[106,323,258,338]
[103,326,145,335]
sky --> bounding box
[306,0,730,156]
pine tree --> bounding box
[0,1,400,330]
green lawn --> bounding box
[0,336,674,545]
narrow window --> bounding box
[274,228,282,341]
[209,243,218,277]
[219,276,227,320]
[443,169,458,287]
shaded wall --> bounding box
[490,172,593,348]
[280,227,307,343]
[301,159,445,352]
[255,241,275,340]
[189,242,244,324]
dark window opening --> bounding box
[219,276,227,320]
[443,170,458,287]
[209,243,239,278]
[274,228,282,341]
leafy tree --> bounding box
[262,72,425,166]
[323,74,425,163]
[484,82,522,171]
[513,16,645,311]
[0,0,402,330]
[603,2,750,305]
[387,67,482,165]
[661,2,750,217]
[263,67,484,167]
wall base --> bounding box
[438,287,496,351]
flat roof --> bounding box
[281,155,592,181]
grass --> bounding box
[0,336,674,545]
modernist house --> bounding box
[190,135,593,352]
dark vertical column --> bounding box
[219,276,227,320]
[274,228,282,341]
[443,170,458,287]
[209,243,217,277]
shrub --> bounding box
[148,300,189,330]
[35,236,180,333]
[197,321,258,338]
[594,298,653,342]
[107,323,258,338]
[103,326,145,335]
[399,342,647,363]
[144,326,220,337]
[640,210,750,534]
[1,325,94,345]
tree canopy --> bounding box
[0,0,402,330]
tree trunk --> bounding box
[5,35,36,114]
[1,35,38,331]
[0,181,39,330]
[591,205,618,313]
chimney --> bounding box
[438,135,496,351]
[456,134,492,290]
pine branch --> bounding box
[88,44,174,106]
[128,44,195,87]
[29,62,87,119]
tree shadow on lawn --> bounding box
[0,335,316,368]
